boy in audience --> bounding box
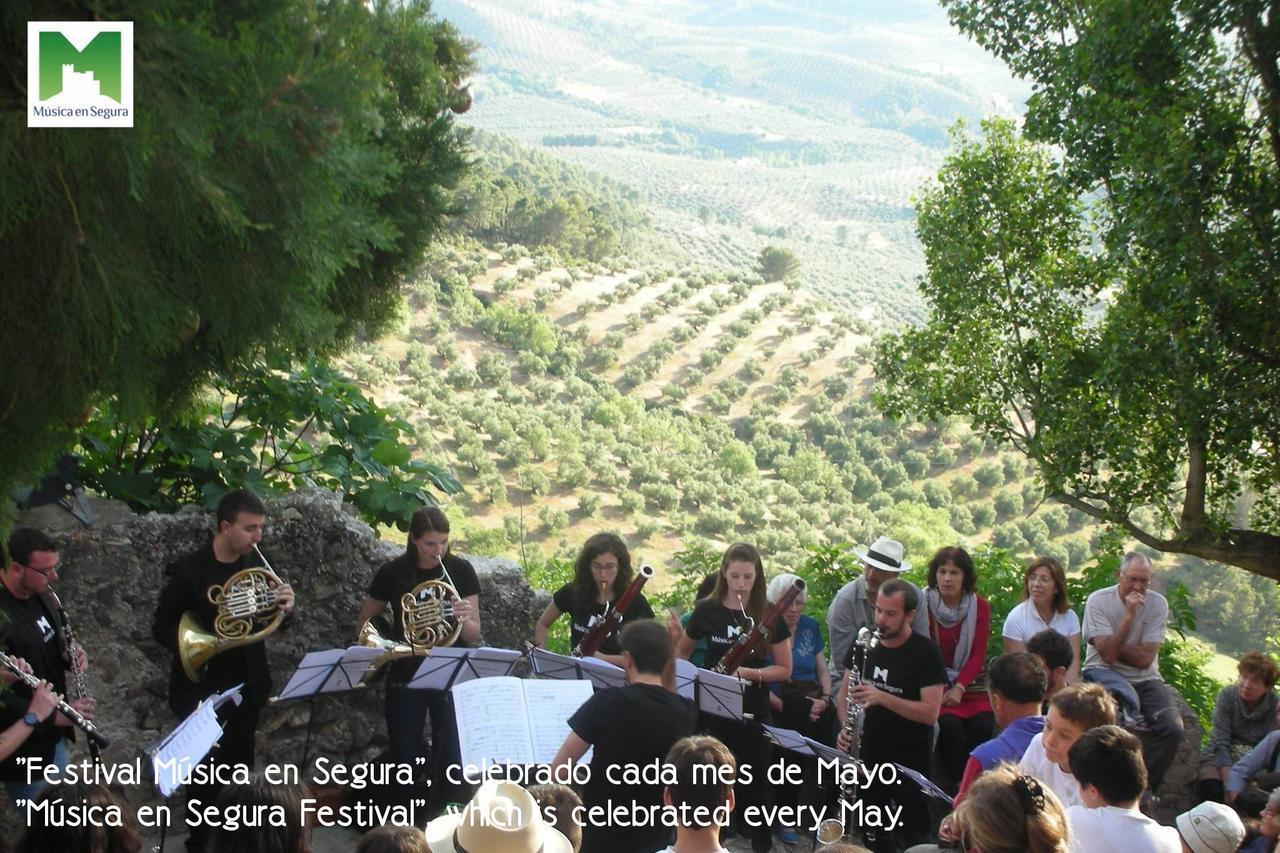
[1066,725,1181,851]
[1027,628,1075,704]
[1174,801,1246,853]
[1018,682,1116,808]
[528,783,584,852]
[919,652,1049,851]
[655,735,736,853]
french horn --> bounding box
[178,546,287,682]
[357,578,462,678]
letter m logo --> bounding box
[873,665,889,682]
[38,30,123,101]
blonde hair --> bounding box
[953,763,1070,853]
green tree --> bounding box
[879,0,1280,580]
[1,0,475,509]
[756,245,801,282]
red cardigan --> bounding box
[928,594,993,719]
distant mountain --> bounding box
[436,0,1028,323]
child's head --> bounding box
[663,736,736,827]
[355,826,428,853]
[1067,725,1145,807]
[1042,683,1115,769]
[527,784,583,852]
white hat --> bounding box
[1175,801,1245,853]
[424,781,573,853]
[853,535,910,573]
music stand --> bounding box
[893,763,953,804]
[528,647,626,689]
[271,646,381,768]
[146,684,243,853]
[408,646,522,691]
[763,724,818,757]
[692,667,745,720]
[672,658,698,701]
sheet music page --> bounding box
[467,647,522,679]
[452,676,534,769]
[151,699,223,797]
[576,656,625,690]
[523,679,595,762]
[274,649,344,700]
[331,646,382,692]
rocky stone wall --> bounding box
[1,491,545,839]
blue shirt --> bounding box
[972,715,1046,771]
[789,615,822,682]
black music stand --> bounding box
[527,647,626,689]
[271,647,380,768]
[692,667,746,720]
[407,646,522,691]
[146,684,243,853]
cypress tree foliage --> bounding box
[0,0,474,505]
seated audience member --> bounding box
[1027,628,1075,704]
[527,783,584,853]
[552,619,697,853]
[952,763,1071,853]
[654,735,737,853]
[12,781,141,853]
[208,776,311,853]
[1235,789,1278,853]
[1200,652,1279,804]
[767,572,834,843]
[925,546,996,790]
[424,780,572,853]
[816,845,872,853]
[918,652,1050,852]
[1081,552,1185,792]
[355,826,429,853]
[670,573,719,668]
[1173,801,1247,853]
[1003,556,1081,684]
[1228,726,1280,816]
[1066,725,1181,851]
[1019,682,1116,808]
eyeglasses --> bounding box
[21,562,59,578]
[590,562,619,572]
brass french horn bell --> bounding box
[178,561,286,682]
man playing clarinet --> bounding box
[0,528,94,805]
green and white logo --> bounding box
[27,21,133,128]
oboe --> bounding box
[0,651,110,750]
[817,626,879,846]
[46,588,100,762]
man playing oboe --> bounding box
[0,528,94,805]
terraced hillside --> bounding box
[342,242,1100,577]
[434,0,1028,323]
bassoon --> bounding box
[572,565,655,657]
[713,578,805,675]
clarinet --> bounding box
[0,651,110,750]
[817,626,880,846]
[573,565,655,658]
[46,588,101,762]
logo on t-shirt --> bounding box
[725,624,742,639]
[35,615,56,643]
[873,665,889,682]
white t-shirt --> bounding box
[1067,804,1181,852]
[1017,732,1082,809]
[1081,585,1168,681]
[1002,600,1081,643]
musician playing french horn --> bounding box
[356,505,479,816]
[1,527,94,805]
[153,489,294,853]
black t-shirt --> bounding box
[551,583,655,655]
[367,551,480,684]
[0,588,67,781]
[569,683,698,853]
[685,599,791,719]
[845,630,946,770]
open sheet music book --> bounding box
[452,676,595,777]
